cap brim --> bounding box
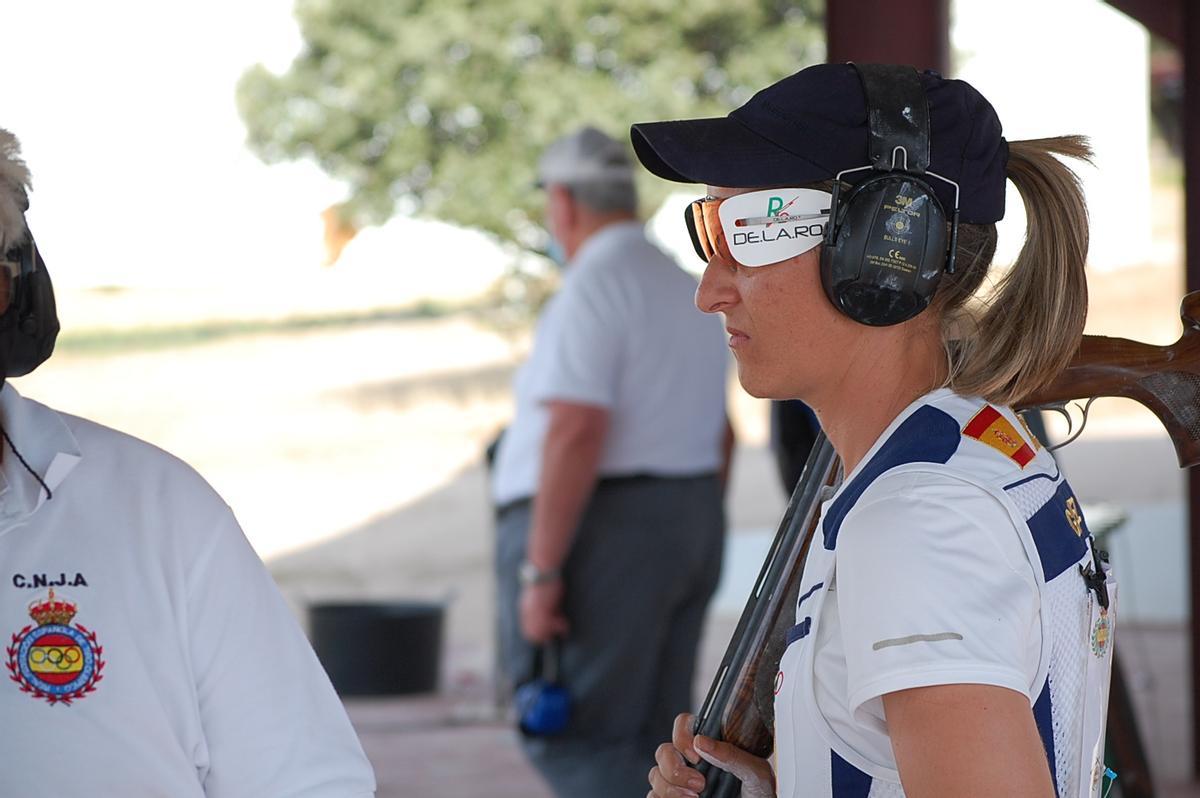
[630,116,829,188]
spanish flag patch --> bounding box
[963,405,1036,468]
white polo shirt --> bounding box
[774,389,1113,798]
[0,385,375,797]
[491,221,728,505]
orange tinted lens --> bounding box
[699,200,727,260]
[685,199,729,263]
[684,202,709,261]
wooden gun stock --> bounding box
[692,292,1200,796]
[1017,292,1200,468]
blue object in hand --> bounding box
[515,638,571,736]
[515,679,571,736]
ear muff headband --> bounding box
[819,63,962,327]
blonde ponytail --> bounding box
[939,136,1093,405]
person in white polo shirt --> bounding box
[0,130,375,796]
[491,126,732,798]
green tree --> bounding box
[238,0,823,248]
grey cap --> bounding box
[537,126,635,187]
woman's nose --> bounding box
[695,254,738,315]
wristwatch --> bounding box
[519,560,562,586]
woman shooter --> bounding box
[635,63,1108,798]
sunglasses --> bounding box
[684,188,832,268]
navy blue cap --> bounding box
[631,63,1008,224]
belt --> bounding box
[495,471,716,519]
[495,496,532,519]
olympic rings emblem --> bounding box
[30,645,83,670]
[6,622,104,705]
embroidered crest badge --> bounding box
[1065,496,1085,537]
[5,589,104,705]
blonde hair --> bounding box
[933,136,1093,405]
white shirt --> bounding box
[0,385,375,797]
[491,221,728,505]
[774,389,1111,798]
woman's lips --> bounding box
[726,327,749,349]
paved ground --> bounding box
[345,695,553,798]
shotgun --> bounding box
[692,292,1200,797]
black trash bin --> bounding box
[309,601,444,696]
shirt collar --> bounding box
[834,386,956,489]
[0,383,82,522]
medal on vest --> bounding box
[1077,564,1117,797]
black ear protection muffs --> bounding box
[820,63,961,327]
[0,231,60,378]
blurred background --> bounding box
[4,0,1195,795]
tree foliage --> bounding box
[238,0,824,247]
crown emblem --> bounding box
[28,589,77,626]
[7,589,105,705]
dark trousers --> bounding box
[495,474,725,798]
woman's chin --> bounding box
[735,368,784,400]
[735,362,811,401]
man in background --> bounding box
[492,126,732,798]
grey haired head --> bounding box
[0,130,31,254]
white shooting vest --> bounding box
[773,391,1116,798]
